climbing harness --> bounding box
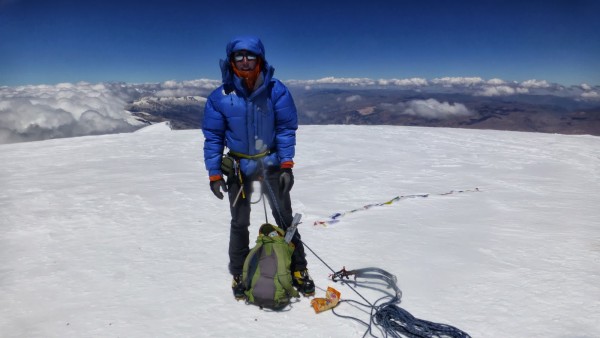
[314,188,481,226]
[226,151,270,207]
[228,149,270,160]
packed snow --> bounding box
[1,125,599,337]
[133,121,173,133]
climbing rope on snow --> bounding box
[313,188,481,226]
[259,169,472,337]
[331,267,472,338]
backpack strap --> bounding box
[278,243,299,298]
[244,245,263,289]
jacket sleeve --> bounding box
[272,81,298,164]
[202,95,226,177]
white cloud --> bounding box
[0,82,145,144]
[1,75,594,144]
[287,77,375,87]
[326,77,375,86]
[581,91,599,99]
[404,99,471,118]
[162,80,179,88]
[377,78,428,86]
[520,79,550,88]
[378,99,471,119]
[487,78,506,85]
[0,77,341,143]
[477,85,516,96]
[431,77,485,87]
[284,77,592,99]
[152,79,220,97]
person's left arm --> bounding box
[272,81,298,169]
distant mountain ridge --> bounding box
[127,85,600,136]
[126,96,206,130]
[2,78,598,144]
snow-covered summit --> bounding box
[1,125,599,337]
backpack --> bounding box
[242,223,299,309]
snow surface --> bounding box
[133,121,173,133]
[1,125,599,338]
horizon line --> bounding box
[2,76,599,89]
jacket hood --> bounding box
[220,36,274,90]
[226,36,265,58]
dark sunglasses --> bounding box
[232,52,258,62]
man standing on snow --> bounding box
[202,36,314,299]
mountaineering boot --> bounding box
[232,274,246,300]
[293,269,315,296]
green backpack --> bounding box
[242,223,299,309]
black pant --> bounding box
[226,167,307,276]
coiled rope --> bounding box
[260,170,471,337]
[331,267,472,338]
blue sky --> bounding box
[1,0,599,86]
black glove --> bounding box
[210,179,227,200]
[279,168,293,197]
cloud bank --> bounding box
[378,99,472,119]
[152,79,219,98]
[0,82,144,144]
[1,76,597,144]
[0,79,221,144]
[288,76,600,100]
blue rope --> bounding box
[332,268,471,338]
[260,166,470,337]
[260,166,287,228]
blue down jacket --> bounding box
[202,36,298,177]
